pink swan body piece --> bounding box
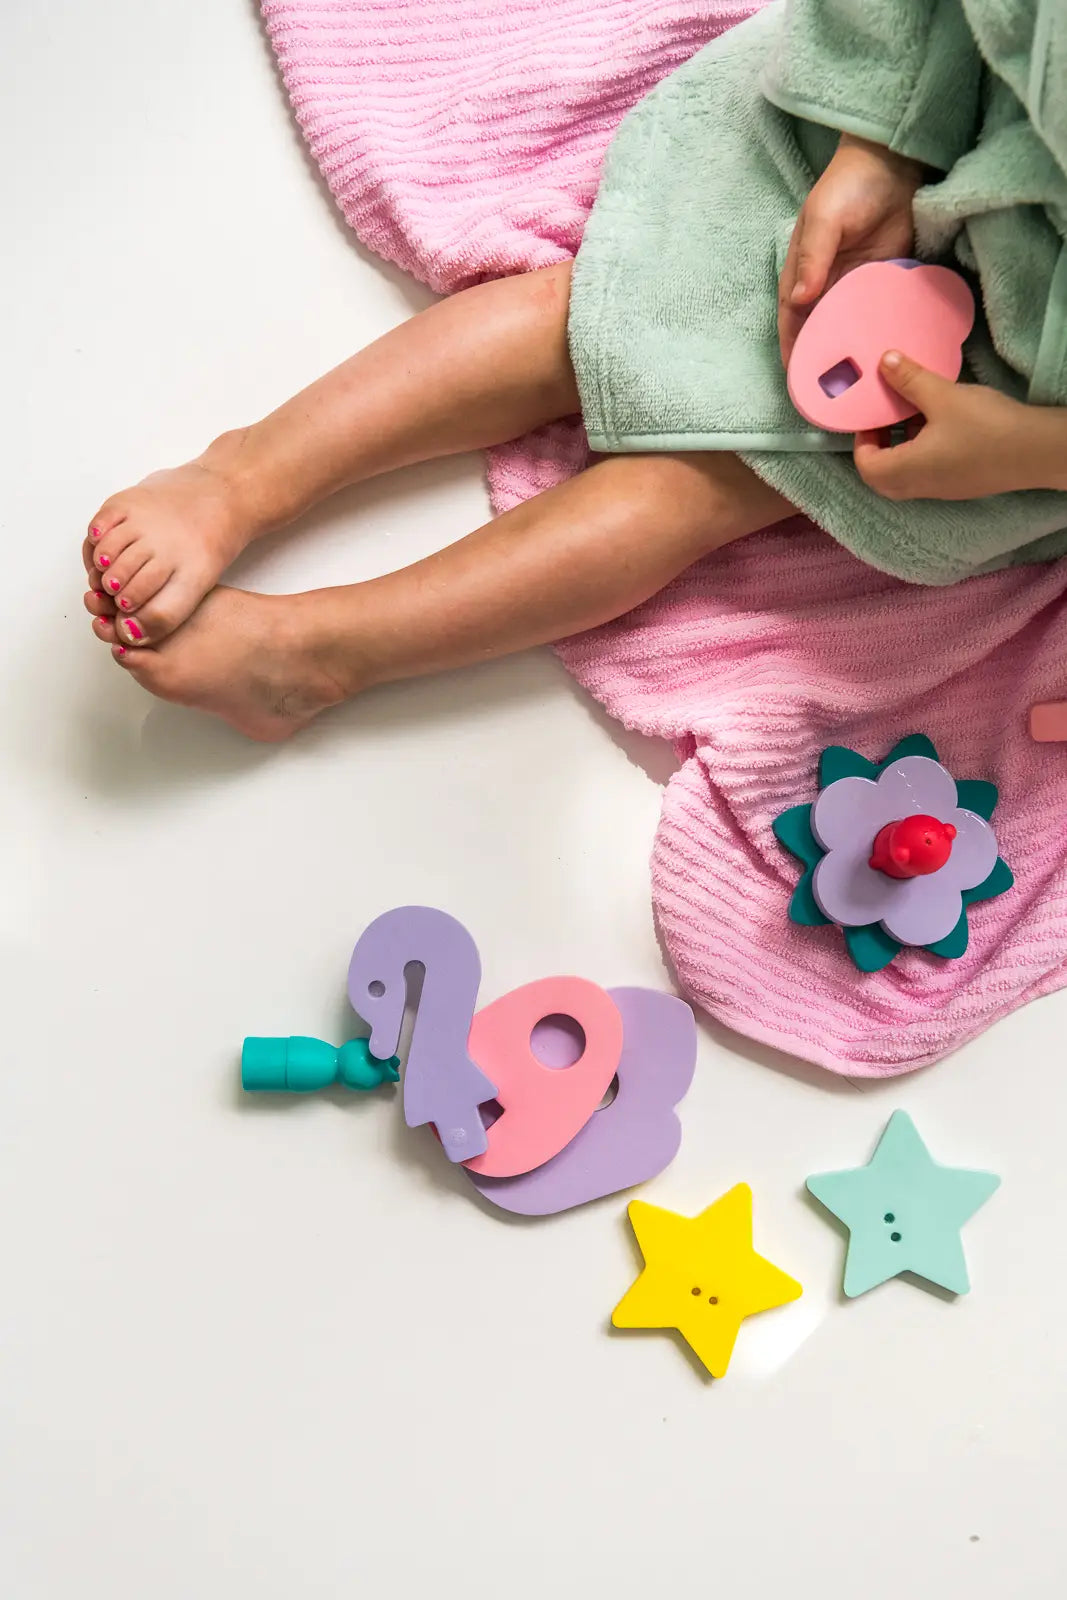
[463,977,623,1178]
[466,988,697,1216]
[787,261,975,433]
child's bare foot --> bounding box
[82,434,262,647]
[98,587,353,742]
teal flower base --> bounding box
[773,735,1014,973]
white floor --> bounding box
[4,2,1066,1595]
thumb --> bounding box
[879,350,955,412]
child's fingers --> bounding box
[878,350,956,414]
[854,427,894,453]
[854,434,926,500]
[791,211,840,305]
[778,299,807,368]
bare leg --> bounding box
[83,265,579,645]
[109,452,790,741]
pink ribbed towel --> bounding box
[262,0,1067,1075]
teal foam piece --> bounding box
[806,1111,1000,1297]
[954,779,998,820]
[880,733,939,765]
[819,745,879,786]
[820,735,938,792]
[790,872,830,928]
[773,803,821,867]
[242,1036,400,1092]
[963,856,1014,907]
[843,923,902,972]
[924,912,969,960]
[774,804,831,925]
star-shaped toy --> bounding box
[806,1111,1000,1297]
[611,1185,802,1377]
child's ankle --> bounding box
[199,428,281,541]
[296,587,380,702]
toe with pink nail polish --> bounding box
[108,578,121,592]
[98,554,111,568]
[119,597,132,610]
[124,619,144,642]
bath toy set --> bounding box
[244,905,698,1218]
[242,883,1002,1377]
[241,728,1013,1380]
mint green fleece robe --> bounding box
[568,0,1067,584]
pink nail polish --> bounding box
[108,578,121,592]
[98,554,111,568]
[89,526,101,539]
[116,646,127,657]
[119,597,132,610]
[124,620,144,641]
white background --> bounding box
[3,2,1065,1595]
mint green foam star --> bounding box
[806,1112,1000,1297]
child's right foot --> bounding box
[82,433,261,647]
[104,587,353,742]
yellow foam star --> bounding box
[612,1185,802,1378]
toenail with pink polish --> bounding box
[124,619,144,641]
[89,527,101,539]
[116,646,127,656]
[98,554,111,568]
[119,597,132,609]
[108,578,121,592]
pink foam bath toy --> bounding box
[787,260,975,433]
[466,987,697,1216]
[1030,701,1067,742]
[463,976,623,1178]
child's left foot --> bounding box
[82,434,262,646]
[97,587,352,742]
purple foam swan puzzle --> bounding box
[246,905,697,1215]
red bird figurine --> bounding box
[869,814,956,880]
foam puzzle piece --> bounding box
[810,754,999,946]
[347,906,498,1165]
[787,260,975,432]
[463,976,624,1178]
[1029,701,1067,741]
[466,988,697,1214]
[774,736,1013,971]
[242,1035,400,1091]
[806,1111,1000,1297]
[612,1185,803,1378]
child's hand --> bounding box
[853,352,1064,500]
[778,135,925,366]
